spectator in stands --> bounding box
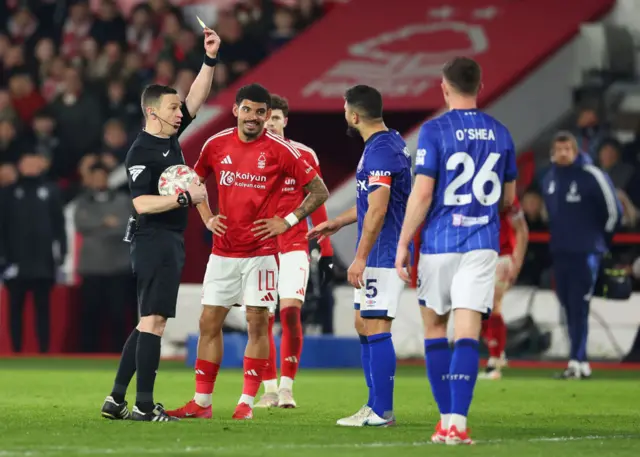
[174,67,196,100]
[60,0,94,62]
[597,139,634,191]
[8,72,46,125]
[574,106,608,161]
[268,6,297,51]
[154,57,176,86]
[235,0,275,41]
[103,78,140,132]
[126,4,155,58]
[74,162,133,352]
[297,0,324,30]
[40,56,67,102]
[0,88,19,123]
[34,37,57,86]
[3,44,28,80]
[0,118,29,166]
[90,0,127,47]
[518,188,551,286]
[216,10,266,82]
[100,118,129,166]
[0,153,66,353]
[6,7,41,56]
[31,109,63,179]
[49,65,103,174]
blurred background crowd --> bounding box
[2,0,640,356]
[0,0,329,353]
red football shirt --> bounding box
[277,139,334,256]
[194,128,317,258]
[499,195,523,256]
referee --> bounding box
[100,27,220,422]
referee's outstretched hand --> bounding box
[188,178,207,205]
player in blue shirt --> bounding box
[395,57,517,445]
[308,85,412,427]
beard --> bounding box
[242,121,263,139]
[346,126,360,138]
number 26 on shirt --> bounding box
[444,152,501,207]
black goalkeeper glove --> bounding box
[318,256,334,287]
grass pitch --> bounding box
[0,358,638,456]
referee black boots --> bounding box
[101,396,132,420]
[131,403,179,422]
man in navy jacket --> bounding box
[542,131,622,379]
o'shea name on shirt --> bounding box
[455,128,496,141]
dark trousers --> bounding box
[553,253,600,362]
[5,278,53,353]
[80,273,135,353]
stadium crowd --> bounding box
[0,0,325,198]
[0,0,326,353]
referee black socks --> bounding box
[110,329,140,404]
[135,331,162,412]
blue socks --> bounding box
[450,338,479,417]
[368,333,395,418]
[424,338,451,418]
[359,335,374,407]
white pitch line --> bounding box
[0,434,638,455]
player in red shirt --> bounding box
[166,84,329,420]
[253,95,334,409]
[480,195,529,379]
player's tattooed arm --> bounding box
[292,176,330,223]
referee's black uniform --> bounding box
[126,105,193,319]
[101,100,195,422]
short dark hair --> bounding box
[442,57,482,96]
[344,85,383,120]
[553,130,578,145]
[235,83,271,108]
[141,84,177,113]
[270,94,289,117]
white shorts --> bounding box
[417,250,498,315]
[353,267,405,319]
[277,250,310,301]
[201,254,278,309]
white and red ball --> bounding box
[158,164,198,196]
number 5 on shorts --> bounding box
[365,279,378,299]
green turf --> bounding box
[0,359,638,456]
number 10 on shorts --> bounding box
[259,270,276,291]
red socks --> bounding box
[264,315,277,381]
[485,314,507,359]
[242,356,268,396]
[280,307,303,380]
[195,358,220,395]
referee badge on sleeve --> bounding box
[128,166,146,182]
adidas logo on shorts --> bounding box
[261,292,275,302]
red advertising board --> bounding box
[213,0,613,112]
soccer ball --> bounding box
[158,164,198,196]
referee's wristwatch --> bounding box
[177,191,192,208]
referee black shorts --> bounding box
[130,228,185,318]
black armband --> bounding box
[204,55,218,67]
[177,191,192,208]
